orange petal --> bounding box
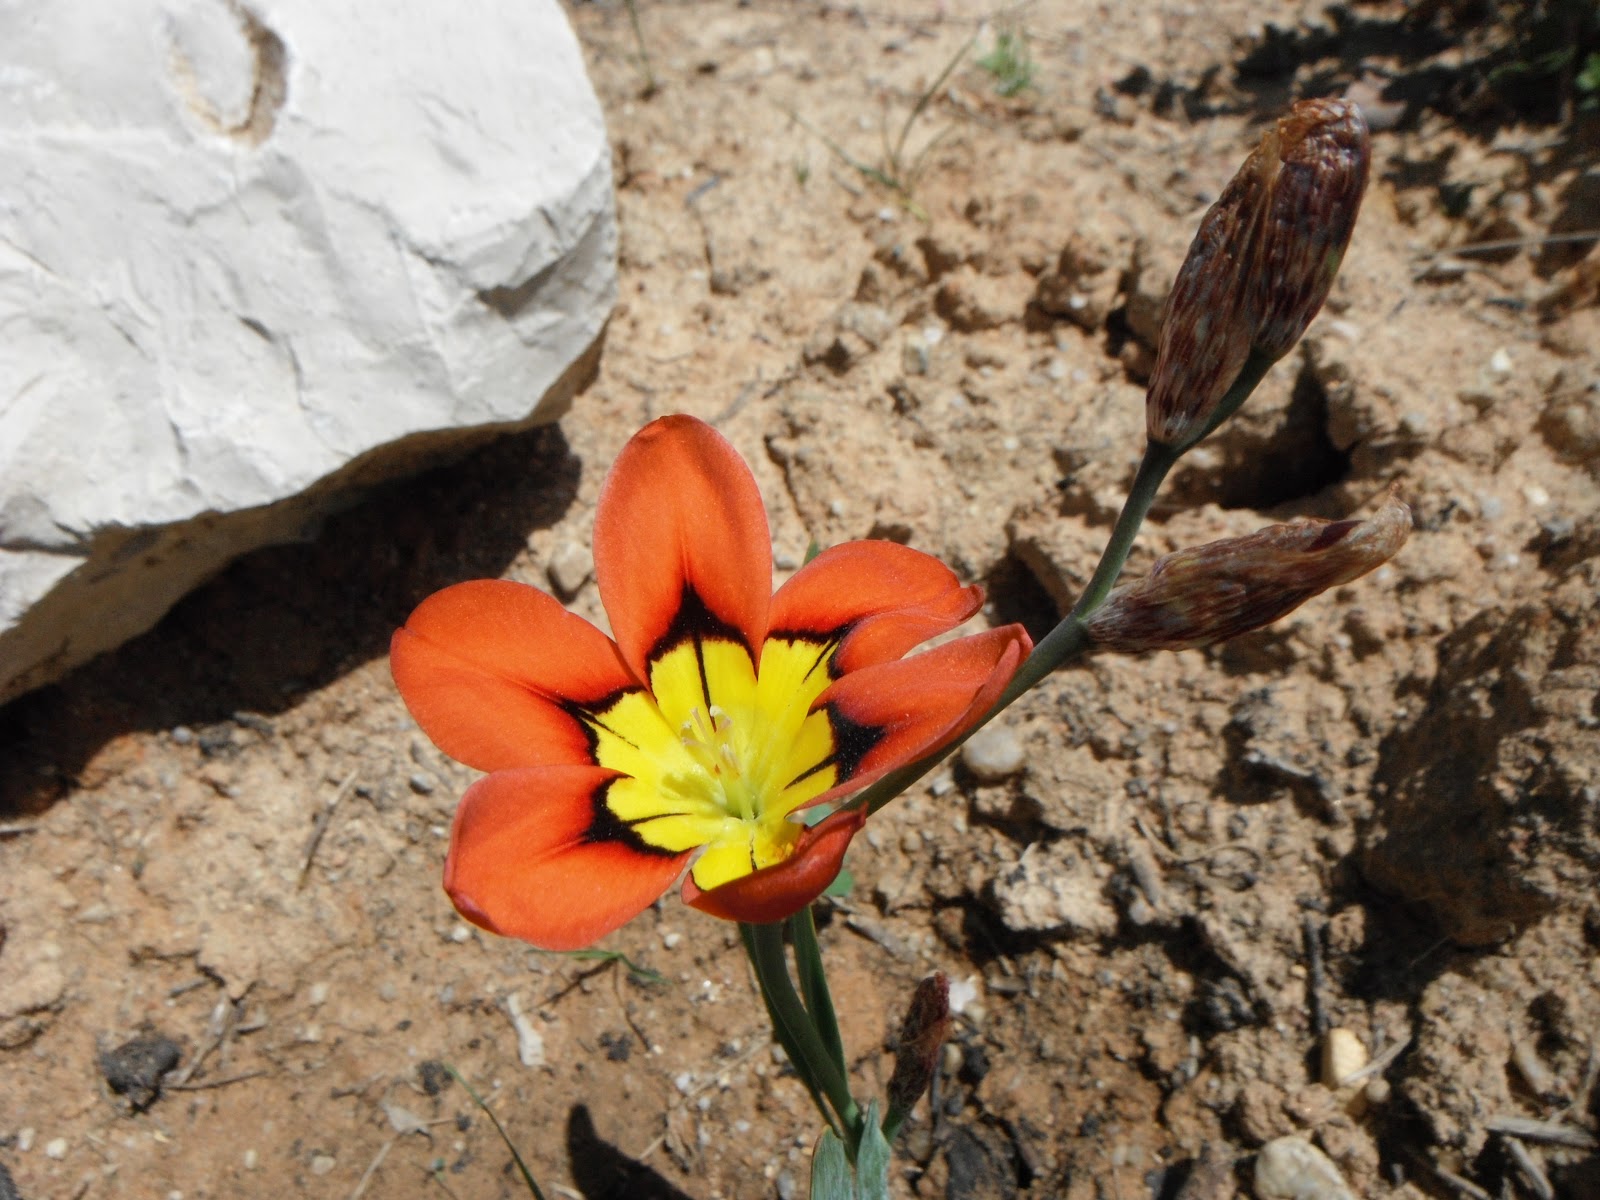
[683,807,866,924]
[769,541,984,674]
[593,415,772,684]
[808,625,1031,806]
[391,579,636,773]
[445,766,692,951]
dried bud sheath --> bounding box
[1147,99,1370,450]
[886,973,951,1122]
[1085,495,1410,654]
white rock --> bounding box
[1254,1136,1355,1200]
[0,0,617,703]
[960,725,1026,782]
[991,841,1117,936]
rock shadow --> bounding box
[0,422,581,815]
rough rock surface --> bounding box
[0,0,617,703]
[1361,521,1600,944]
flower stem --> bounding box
[856,436,1181,817]
[743,921,862,1144]
[789,907,847,1082]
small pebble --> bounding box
[661,930,683,950]
[1321,1027,1367,1089]
[45,1138,67,1160]
[1488,347,1513,377]
[310,1154,336,1176]
[1254,1136,1355,1200]
[960,726,1025,783]
[17,1128,34,1153]
[171,726,194,745]
[408,772,436,795]
[547,541,594,598]
[243,1148,258,1170]
[776,1169,799,1200]
[307,982,330,1007]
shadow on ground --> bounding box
[0,423,581,816]
[566,1105,696,1200]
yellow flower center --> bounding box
[584,637,841,892]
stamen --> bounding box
[679,705,743,781]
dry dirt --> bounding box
[4,2,1600,1198]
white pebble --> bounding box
[1254,1136,1355,1200]
[1522,483,1550,508]
[449,924,473,944]
[674,1071,695,1094]
[16,1128,34,1152]
[45,1137,67,1160]
[961,726,1026,782]
[244,1148,259,1170]
[310,1154,336,1176]
[1488,347,1513,377]
[307,982,330,1007]
[1321,1027,1367,1089]
[661,930,683,950]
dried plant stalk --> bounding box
[1086,494,1410,654]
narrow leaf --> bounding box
[810,1128,856,1200]
[442,1065,548,1200]
[856,1101,893,1200]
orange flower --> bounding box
[392,415,1030,949]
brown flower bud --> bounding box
[1085,494,1409,654]
[1147,99,1371,450]
[886,973,951,1121]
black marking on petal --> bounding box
[767,627,848,678]
[785,755,836,791]
[825,703,889,783]
[649,585,754,670]
[562,686,643,760]
[584,779,681,858]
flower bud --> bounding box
[1085,494,1409,654]
[886,973,951,1122]
[1147,99,1371,450]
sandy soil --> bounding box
[3,2,1599,1198]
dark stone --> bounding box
[418,1059,451,1096]
[99,1034,182,1112]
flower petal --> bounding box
[682,807,866,924]
[768,541,985,674]
[808,625,1031,807]
[593,415,772,685]
[445,766,692,951]
[392,580,637,773]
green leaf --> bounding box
[443,1065,548,1200]
[810,1129,855,1200]
[1579,52,1600,94]
[855,1101,893,1200]
[823,867,855,897]
[545,947,665,985]
[789,906,847,1082]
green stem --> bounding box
[744,921,861,1142]
[1174,348,1277,455]
[856,437,1179,817]
[740,923,838,1136]
[789,907,847,1081]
